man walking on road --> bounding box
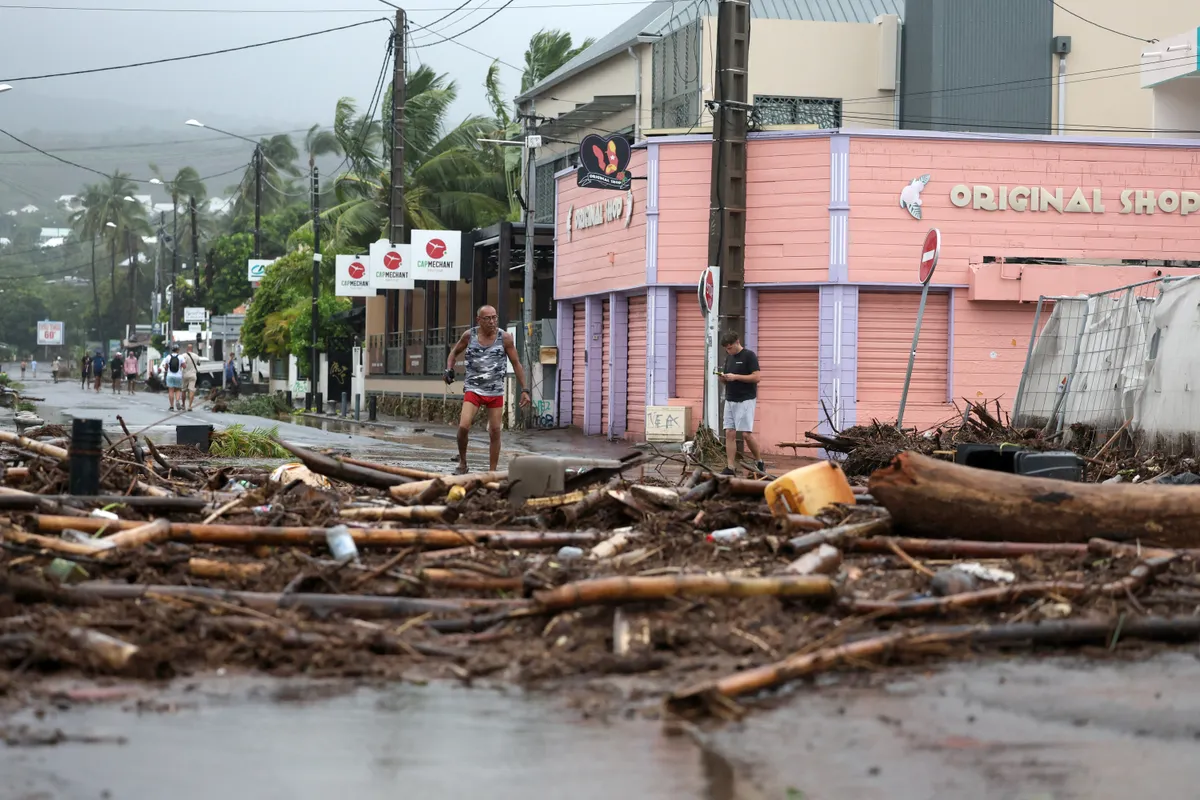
[445,305,529,474]
[109,350,124,394]
[180,344,199,411]
[90,350,105,393]
[718,331,765,476]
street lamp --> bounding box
[185,119,262,257]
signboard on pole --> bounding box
[698,266,721,433]
[335,254,375,297]
[920,228,941,284]
[368,240,414,290]
[183,307,207,324]
[36,320,64,346]
[247,259,273,283]
[410,230,461,281]
[898,228,942,427]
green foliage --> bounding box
[227,393,293,418]
[16,400,36,413]
[0,287,49,353]
[207,232,256,314]
[209,424,289,458]
[520,29,595,93]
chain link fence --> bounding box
[1013,278,1175,443]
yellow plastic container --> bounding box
[764,461,855,516]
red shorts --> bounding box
[464,391,503,409]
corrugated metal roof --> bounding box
[519,0,903,101]
[648,0,903,33]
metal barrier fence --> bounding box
[1012,277,1178,441]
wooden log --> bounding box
[414,478,447,506]
[2,528,111,557]
[559,477,622,524]
[847,537,1090,559]
[71,583,528,618]
[870,451,1200,547]
[274,438,411,490]
[776,515,826,534]
[720,477,770,496]
[785,518,890,555]
[32,515,607,550]
[103,518,171,549]
[533,574,834,612]
[188,558,267,580]
[342,458,440,480]
[390,471,507,500]
[0,431,68,462]
[338,505,450,523]
[143,436,201,483]
[682,479,717,504]
[668,617,1200,714]
[420,569,523,592]
[3,467,29,483]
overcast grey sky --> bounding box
[1,0,642,169]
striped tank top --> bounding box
[463,327,506,397]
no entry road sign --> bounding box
[920,228,941,284]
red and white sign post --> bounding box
[897,228,941,427]
[698,266,721,433]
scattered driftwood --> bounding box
[871,451,1200,547]
[391,471,507,500]
[668,616,1200,715]
[847,537,1090,559]
[533,574,835,612]
[275,439,411,490]
[560,477,622,524]
[143,436,202,483]
[339,505,452,523]
[785,519,890,555]
[188,558,267,580]
[341,458,441,480]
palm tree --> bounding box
[520,29,595,93]
[313,67,507,251]
[484,61,526,219]
[333,97,383,179]
[87,173,149,303]
[68,183,108,339]
[230,134,302,219]
[148,165,206,287]
[305,124,342,172]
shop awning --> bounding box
[541,95,636,133]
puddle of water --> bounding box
[1,680,740,800]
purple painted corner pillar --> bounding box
[818,133,856,436]
[583,295,603,436]
[818,285,858,435]
[645,143,660,285]
[608,292,629,438]
[646,287,673,407]
[556,300,573,427]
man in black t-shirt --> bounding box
[718,331,765,476]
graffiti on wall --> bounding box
[533,399,555,429]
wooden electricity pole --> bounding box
[708,0,750,342]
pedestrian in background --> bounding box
[80,354,90,389]
[718,331,765,476]
[30,358,37,379]
[19,359,25,380]
[124,350,138,394]
[224,354,239,396]
[180,344,199,412]
[161,344,184,411]
[109,350,124,394]
[91,350,105,393]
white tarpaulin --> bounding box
[1133,276,1200,443]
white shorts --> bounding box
[723,399,756,432]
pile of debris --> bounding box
[3,422,1200,720]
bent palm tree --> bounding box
[231,134,302,219]
[69,183,108,339]
[521,29,595,93]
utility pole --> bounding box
[127,230,137,333]
[708,0,750,343]
[171,203,178,330]
[253,145,263,259]
[190,196,200,304]
[310,165,321,412]
[153,212,164,330]
[389,9,406,340]
[520,113,538,428]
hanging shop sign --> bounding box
[36,320,64,346]
[367,240,414,290]
[335,254,375,297]
[949,184,1200,216]
[576,133,633,191]
[410,230,462,281]
[565,190,634,242]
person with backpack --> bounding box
[161,344,184,411]
[91,350,105,392]
[109,350,124,394]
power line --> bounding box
[0,17,388,83]
[408,0,475,43]
[327,32,394,178]
[1046,0,1156,44]
[0,126,325,157]
[409,0,517,51]
[0,0,671,11]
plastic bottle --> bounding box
[707,526,747,543]
[556,546,585,561]
[325,524,358,563]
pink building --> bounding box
[554,129,1200,452]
